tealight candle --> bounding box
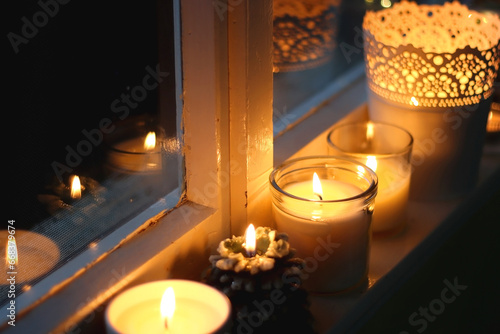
[105,280,231,334]
[327,122,413,235]
[107,131,163,174]
[269,156,378,294]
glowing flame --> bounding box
[313,172,323,200]
[5,237,18,266]
[366,122,374,141]
[160,287,175,329]
[381,0,392,8]
[489,111,493,121]
[144,132,156,150]
[70,175,81,200]
[245,224,256,256]
[366,155,378,172]
[411,96,419,106]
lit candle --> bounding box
[328,122,413,235]
[105,280,231,334]
[107,131,162,174]
[70,175,82,200]
[270,156,377,293]
[205,226,314,332]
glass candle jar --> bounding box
[327,122,413,236]
[269,156,377,294]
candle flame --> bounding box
[366,156,378,172]
[366,122,374,141]
[312,172,323,200]
[245,224,256,256]
[160,287,175,329]
[144,132,156,150]
[489,111,493,121]
[70,175,81,200]
[410,96,419,106]
[5,237,18,266]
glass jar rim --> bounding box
[326,121,414,157]
[269,155,378,203]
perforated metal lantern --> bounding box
[363,1,500,200]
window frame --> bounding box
[1,0,365,332]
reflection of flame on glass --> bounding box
[144,132,156,151]
[5,237,18,267]
[245,224,256,257]
[161,287,175,329]
[70,175,82,200]
[366,155,378,172]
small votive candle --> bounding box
[105,280,231,334]
[269,156,378,294]
[327,122,413,236]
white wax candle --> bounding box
[273,179,371,293]
[106,280,231,334]
[367,158,410,234]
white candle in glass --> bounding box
[327,122,413,235]
[270,158,377,294]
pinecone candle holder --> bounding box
[204,225,315,333]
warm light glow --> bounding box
[160,287,175,328]
[312,172,324,200]
[70,175,82,200]
[410,96,419,106]
[366,122,374,141]
[366,155,378,172]
[245,224,256,256]
[144,131,156,150]
[5,237,18,266]
[381,0,392,8]
[489,111,493,121]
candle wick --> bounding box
[314,193,323,201]
[164,317,169,330]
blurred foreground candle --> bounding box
[1,230,59,284]
[105,280,231,334]
[269,156,378,293]
[328,122,413,235]
[363,1,500,200]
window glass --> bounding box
[273,0,373,134]
[5,0,180,302]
